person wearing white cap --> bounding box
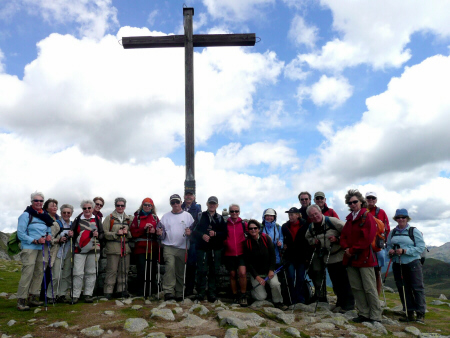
[365,191,390,296]
[157,194,194,301]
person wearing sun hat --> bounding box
[130,197,160,297]
[386,208,426,323]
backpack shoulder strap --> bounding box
[261,233,268,248]
[324,216,337,232]
[408,227,416,246]
[375,207,380,218]
[109,214,114,231]
[359,210,370,226]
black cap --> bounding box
[285,207,300,213]
[170,194,182,202]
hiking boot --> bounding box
[399,313,415,322]
[195,294,205,302]
[164,293,175,301]
[17,298,30,311]
[240,294,248,307]
[121,291,130,298]
[28,295,43,307]
[231,293,239,304]
[84,295,95,303]
[207,295,217,303]
[416,313,425,323]
[56,295,66,303]
[351,315,371,323]
[104,293,112,300]
[69,297,79,304]
[274,303,289,311]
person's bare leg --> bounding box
[238,266,247,293]
[230,270,238,295]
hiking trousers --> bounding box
[163,246,185,298]
[52,253,72,297]
[73,253,97,298]
[250,274,283,304]
[393,260,426,315]
[17,247,49,299]
[104,253,130,294]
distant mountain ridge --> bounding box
[427,242,450,263]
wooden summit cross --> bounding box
[122,7,256,195]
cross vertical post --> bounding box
[184,8,195,195]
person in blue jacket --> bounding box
[261,208,284,265]
[386,208,426,323]
[16,192,54,311]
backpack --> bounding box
[241,220,248,238]
[360,210,386,252]
[308,216,337,237]
[7,213,33,256]
[246,233,269,250]
[391,226,428,265]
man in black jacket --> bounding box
[193,196,227,302]
[245,219,288,310]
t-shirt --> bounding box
[160,211,194,250]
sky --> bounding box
[1,0,450,245]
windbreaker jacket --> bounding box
[386,224,425,264]
[223,217,247,257]
[17,209,53,250]
[244,234,276,278]
[102,211,133,255]
[340,208,378,267]
[321,203,339,218]
[281,219,311,265]
[193,211,227,251]
[130,211,160,255]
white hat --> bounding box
[365,191,377,198]
[264,208,276,216]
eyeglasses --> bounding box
[347,200,359,205]
[315,196,324,200]
[366,196,376,200]
[170,200,181,205]
[248,227,258,230]
[115,204,125,208]
[95,203,103,207]
[396,216,407,219]
[229,210,239,213]
[300,198,309,201]
[143,204,153,207]
[33,199,44,203]
[208,202,217,205]
[62,211,72,215]
[83,207,92,210]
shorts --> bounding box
[224,255,246,272]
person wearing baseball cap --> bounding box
[314,192,339,218]
[157,194,194,301]
[193,196,227,302]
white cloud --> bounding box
[284,57,309,81]
[296,75,353,108]
[262,100,285,127]
[0,135,292,233]
[147,10,159,26]
[299,0,450,71]
[0,28,283,163]
[215,141,299,170]
[0,49,5,73]
[202,0,275,21]
[288,15,318,49]
[317,120,334,139]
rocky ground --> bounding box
[1,259,450,338]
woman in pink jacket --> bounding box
[340,189,382,324]
[223,203,248,306]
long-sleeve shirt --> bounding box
[193,211,227,251]
[386,224,425,264]
[244,234,276,278]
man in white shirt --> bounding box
[157,194,193,301]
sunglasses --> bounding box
[366,196,376,200]
[143,204,153,207]
[300,198,309,201]
[315,196,324,200]
[170,200,181,205]
[83,207,92,210]
[62,211,72,215]
[347,200,359,205]
[248,227,258,230]
[115,204,125,208]
[229,210,240,213]
[396,216,407,219]
[95,203,103,207]
[33,199,44,203]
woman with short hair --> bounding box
[93,197,105,222]
[16,192,54,311]
[340,189,381,323]
[387,209,426,323]
[103,197,133,299]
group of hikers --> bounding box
[14,189,427,323]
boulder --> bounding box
[323,316,348,326]
[250,300,274,308]
[225,328,239,338]
[151,308,175,321]
[124,318,149,333]
[122,298,133,305]
[311,323,335,330]
[383,286,395,293]
[438,294,448,300]
[430,300,447,306]
[22,335,33,338]
[263,307,283,315]
[404,326,421,337]
[220,317,248,330]
[104,311,114,316]
[217,310,265,327]
[7,320,16,326]
[186,336,216,338]
[0,292,8,297]
[34,308,41,314]
[372,321,388,335]
[181,298,194,306]
[131,305,143,310]
[252,329,279,338]
[179,314,207,327]
[49,321,69,328]
[115,300,124,306]
[173,307,183,314]
[189,304,209,315]
[80,325,104,337]
[145,333,166,338]
[290,303,315,312]
[285,327,301,337]
[349,333,367,338]
[276,313,295,325]
[8,294,17,300]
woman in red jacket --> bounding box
[340,189,382,323]
[130,198,160,298]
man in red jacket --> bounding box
[340,189,381,323]
[314,191,339,218]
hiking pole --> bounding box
[157,237,161,300]
[279,248,292,306]
[314,245,332,314]
[94,237,98,303]
[149,233,153,299]
[379,269,386,307]
[382,256,394,307]
[183,226,189,300]
[70,237,74,305]
[252,265,284,290]
[41,237,48,311]
[144,230,149,299]
[124,233,128,298]
[46,233,55,306]
[57,240,66,298]
[396,245,409,322]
